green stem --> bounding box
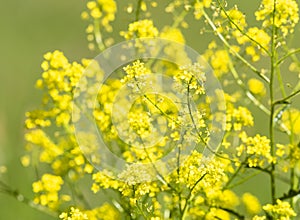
[227,55,270,115]
[277,48,300,65]
[217,207,245,219]
[0,181,58,217]
[180,174,207,219]
[278,189,300,200]
[171,10,188,29]
[269,0,277,204]
[226,170,262,189]
[186,79,233,161]
[94,19,105,51]
[135,0,143,22]
[273,89,300,105]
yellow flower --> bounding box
[160,27,185,44]
[59,207,88,220]
[122,60,151,83]
[237,132,273,167]
[85,203,120,220]
[253,216,266,220]
[282,108,300,135]
[120,19,158,39]
[248,78,266,96]
[210,50,230,77]
[255,0,299,36]
[237,27,270,61]
[84,0,117,32]
[222,8,247,31]
[263,199,296,219]
[242,193,261,214]
[20,155,31,167]
[32,174,64,208]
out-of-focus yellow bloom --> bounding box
[193,0,212,19]
[120,19,159,39]
[210,50,230,77]
[20,155,30,167]
[248,78,266,96]
[160,27,185,44]
[85,203,120,220]
[226,106,254,131]
[84,0,116,32]
[282,108,300,135]
[32,174,65,209]
[242,193,261,214]
[237,27,270,61]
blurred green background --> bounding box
[0,0,299,219]
[0,1,90,219]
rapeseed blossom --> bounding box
[5,0,300,219]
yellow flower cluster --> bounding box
[225,8,247,30]
[255,0,299,36]
[60,204,119,220]
[59,207,88,220]
[204,42,231,77]
[121,60,151,83]
[237,27,271,61]
[93,79,121,141]
[120,19,159,40]
[282,108,300,135]
[85,204,120,220]
[32,174,67,209]
[226,106,254,131]
[289,144,300,167]
[193,0,212,20]
[25,129,63,163]
[26,51,86,128]
[174,63,206,94]
[207,189,240,209]
[159,27,190,75]
[92,170,162,218]
[169,151,229,193]
[160,27,185,44]
[237,132,273,167]
[24,51,99,187]
[82,0,116,32]
[16,1,300,219]
[262,199,297,219]
[128,111,152,138]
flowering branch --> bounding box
[202,10,270,83]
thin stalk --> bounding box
[277,48,300,65]
[135,0,143,22]
[227,55,270,115]
[180,174,207,219]
[94,19,105,51]
[0,181,58,217]
[226,170,262,189]
[273,89,300,105]
[216,0,271,56]
[202,10,270,84]
[224,160,246,189]
[269,0,277,204]
[186,79,234,161]
[218,207,245,219]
